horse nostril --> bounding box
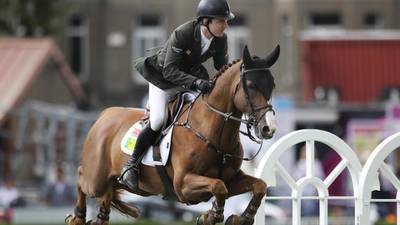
[262,126,270,133]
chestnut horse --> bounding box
[66,45,279,225]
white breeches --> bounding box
[148,83,183,131]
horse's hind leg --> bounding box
[66,181,87,225]
[180,173,228,225]
[224,170,267,225]
[90,190,112,225]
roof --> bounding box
[0,37,88,124]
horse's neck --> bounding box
[208,62,242,113]
[191,63,242,149]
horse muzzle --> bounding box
[256,111,276,139]
[256,124,276,139]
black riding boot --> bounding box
[121,124,159,190]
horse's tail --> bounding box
[111,189,140,218]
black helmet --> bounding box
[197,0,235,20]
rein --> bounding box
[173,94,241,163]
[203,100,251,125]
[173,92,264,168]
[203,98,267,144]
[203,97,265,161]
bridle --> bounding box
[170,62,275,176]
[204,63,275,143]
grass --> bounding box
[0,219,196,225]
[113,219,195,225]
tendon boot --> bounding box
[121,124,159,190]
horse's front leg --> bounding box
[225,170,267,225]
[180,173,228,225]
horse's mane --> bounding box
[211,58,242,83]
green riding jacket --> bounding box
[134,20,228,90]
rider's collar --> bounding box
[200,28,213,54]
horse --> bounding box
[66,44,280,225]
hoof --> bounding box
[65,214,86,225]
[89,219,108,225]
[239,215,254,225]
[65,214,73,224]
[197,214,211,225]
[214,212,224,223]
[225,214,240,225]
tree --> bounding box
[0,0,69,37]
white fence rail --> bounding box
[254,129,400,225]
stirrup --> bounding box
[120,168,140,190]
[118,164,139,181]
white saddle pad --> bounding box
[120,91,196,166]
[120,121,173,166]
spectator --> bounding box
[44,167,75,206]
[0,177,24,208]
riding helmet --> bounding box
[196,0,235,20]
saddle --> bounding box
[140,91,196,137]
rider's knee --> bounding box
[149,118,163,131]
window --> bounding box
[131,15,166,85]
[363,12,384,29]
[307,12,342,29]
[226,15,249,61]
[65,13,89,82]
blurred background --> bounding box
[1,0,400,224]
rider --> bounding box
[121,0,235,190]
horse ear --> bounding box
[242,45,252,66]
[264,45,280,67]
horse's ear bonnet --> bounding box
[241,45,279,100]
[243,45,252,66]
[264,45,280,68]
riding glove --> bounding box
[192,79,213,94]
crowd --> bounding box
[0,166,75,209]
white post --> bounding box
[254,200,265,225]
[397,191,400,225]
[305,140,315,177]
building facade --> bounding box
[61,0,400,107]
